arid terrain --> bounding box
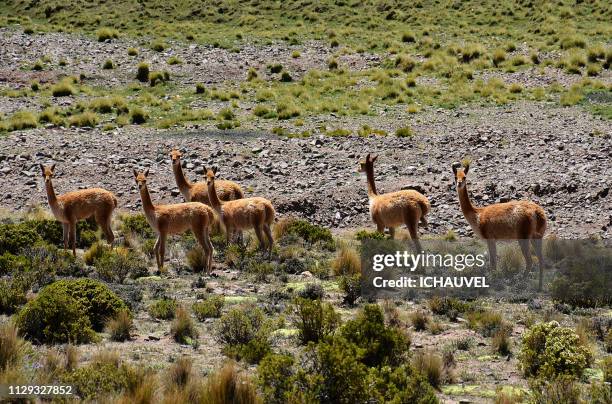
[0,1,610,403]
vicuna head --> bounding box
[133,169,150,191]
[205,167,218,186]
[452,161,470,190]
[358,153,378,174]
[169,149,183,167]
[39,163,56,183]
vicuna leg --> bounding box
[69,222,77,257]
[154,236,161,269]
[263,224,274,257]
[193,224,213,273]
[389,227,396,240]
[254,225,266,253]
[487,239,497,271]
[518,239,532,272]
[203,230,213,273]
[158,233,167,271]
[225,225,233,245]
[62,223,69,251]
[96,211,114,247]
[532,238,544,291]
[406,217,422,253]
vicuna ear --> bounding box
[452,162,461,176]
[133,169,138,178]
[39,164,45,176]
[212,165,218,175]
[50,163,56,172]
[463,162,470,175]
[144,168,150,177]
[371,155,378,163]
[365,153,371,162]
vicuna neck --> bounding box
[207,179,223,215]
[45,179,58,208]
[365,163,378,198]
[457,183,480,224]
[139,184,156,216]
[172,162,192,194]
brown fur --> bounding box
[452,161,547,289]
[359,154,430,250]
[40,164,116,256]
[134,169,215,272]
[170,149,243,204]
[205,169,275,256]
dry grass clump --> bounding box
[171,306,199,345]
[412,350,443,388]
[410,310,430,331]
[107,310,133,342]
[331,243,360,276]
[202,361,262,404]
[0,322,24,371]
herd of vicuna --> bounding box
[40,150,547,288]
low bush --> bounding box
[274,218,334,247]
[602,355,612,383]
[106,310,132,342]
[257,354,294,404]
[298,283,325,300]
[62,358,136,400]
[102,59,114,69]
[171,306,199,345]
[130,107,148,124]
[186,247,208,272]
[68,111,99,127]
[339,274,361,306]
[292,297,340,344]
[395,126,414,137]
[467,310,509,337]
[94,247,148,283]
[215,304,265,346]
[148,298,177,320]
[193,295,224,320]
[355,230,385,241]
[151,40,167,52]
[6,110,38,131]
[51,81,76,97]
[0,278,28,315]
[127,47,138,56]
[0,222,40,254]
[528,376,582,403]
[341,304,410,367]
[120,214,155,239]
[492,329,511,355]
[0,322,25,371]
[519,321,592,379]
[195,83,206,94]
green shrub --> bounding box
[167,56,182,65]
[148,298,177,320]
[102,59,114,69]
[30,81,39,91]
[492,48,507,67]
[395,126,414,137]
[136,62,150,82]
[253,105,276,118]
[63,361,135,400]
[32,59,44,71]
[602,355,612,383]
[127,47,138,56]
[149,70,169,86]
[247,67,258,80]
[94,247,148,283]
[519,321,592,379]
[411,310,430,331]
[171,306,199,345]
[257,354,294,404]
[298,283,325,300]
[16,286,96,344]
[395,54,416,72]
[401,31,416,43]
[0,223,40,254]
[269,63,283,73]
[339,274,361,306]
[215,304,265,346]
[280,72,292,82]
[0,252,29,276]
[96,27,118,41]
[130,107,148,124]
[292,297,340,344]
[120,214,155,239]
[492,329,511,355]
[218,107,235,120]
[528,376,582,404]
[550,244,611,307]
[275,218,334,246]
[193,295,224,320]
[0,322,25,371]
[203,362,262,403]
[0,278,28,315]
[355,230,385,241]
[340,304,410,367]
[51,81,76,97]
[7,110,38,131]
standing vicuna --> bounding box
[40,164,116,256]
[170,149,243,204]
[205,168,275,256]
[452,161,547,290]
[133,169,214,272]
[359,154,430,251]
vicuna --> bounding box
[134,169,214,272]
[205,168,275,256]
[452,161,547,290]
[40,164,116,256]
[359,154,430,251]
